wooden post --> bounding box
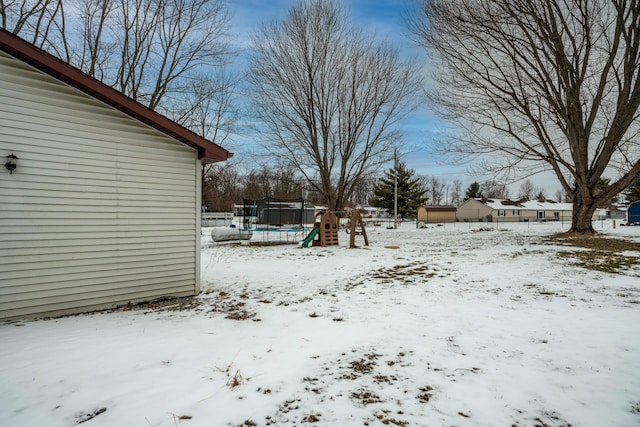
[349,210,369,248]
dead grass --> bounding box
[551,234,640,252]
[417,385,434,403]
[548,234,640,274]
[351,390,383,405]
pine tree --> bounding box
[369,162,427,219]
[624,178,640,203]
[464,182,482,201]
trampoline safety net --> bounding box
[239,198,314,229]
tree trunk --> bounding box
[568,192,597,234]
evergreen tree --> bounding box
[624,178,640,203]
[369,162,427,218]
[596,178,616,208]
[464,182,482,201]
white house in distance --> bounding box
[0,29,231,319]
[456,198,573,223]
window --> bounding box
[512,210,520,216]
[498,210,506,216]
[537,211,545,219]
[554,212,560,219]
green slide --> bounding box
[301,228,320,248]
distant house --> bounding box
[355,205,388,219]
[0,29,231,319]
[417,205,457,224]
[456,198,573,222]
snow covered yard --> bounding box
[2,221,640,427]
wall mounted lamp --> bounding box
[5,154,18,174]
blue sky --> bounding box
[227,0,561,198]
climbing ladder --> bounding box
[318,212,340,246]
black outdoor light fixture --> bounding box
[5,154,18,174]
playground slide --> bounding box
[301,227,320,248]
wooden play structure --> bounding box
[348,210,369,248]
[300,210,368,248]
[319,212,340,246]
[301,212,340,247]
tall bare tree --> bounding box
[75,0,114,79]
[2,0,234,126]
[247,0,419,211]
[349,175,377,206]
[480,179,510,199]
[450,179,463,206]
[518,179,535,200]
[202,162,241,212]
[422,175,447,205]
[1,0,66,51]
[410,0,640,233]
[1,0,51,35]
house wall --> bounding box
[494,209,572,223]
[491,208,526,222]
[456,199,494,221]
[0,51,201,319]
[457,199,573,223]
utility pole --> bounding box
[394,149,398,229]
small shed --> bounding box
[628,201,640,224]
[417,205,457,224]
[0,29,231,319]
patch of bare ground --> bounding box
[547,234,640,274]
[119,290,262,320]
[373,412,409,426]
[551,234,640,251]
[113,296,203,314]
[206,290,258,320]
[346,262,441,290]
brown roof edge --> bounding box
[421,205,457,211]
[0,28,231,163]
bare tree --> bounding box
[554,189,565,203]
[73,0,114,79]
[202,162,241,212]
[422,175,447,205]
[2,0,234,126]
[349,175,377,206]
[247,0,419,211]
[1,0,51,35]
[1,0,66,51]
[240,164,302,200]
[535,188,548,202]
[480,179,510,199]
[450,179,463,206]
[518,179,535,200]
[410,0,640,234]
[107,0,233,112]
[175,71,239,146]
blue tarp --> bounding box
[628,200,640,224]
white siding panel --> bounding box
[0,51,200,319]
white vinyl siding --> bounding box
[0,51,200,319]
